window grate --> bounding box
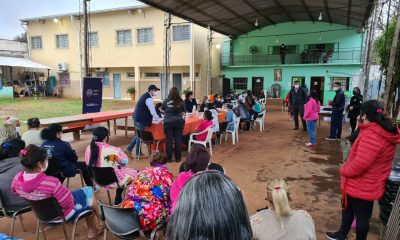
[56,34,69,48]
[137,28,153,44]
[31,37,42,49]
[89,32,98,47]
[233,77,248,90]
[172,25,190,41]
[116,30,132,45]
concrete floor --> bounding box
[0,111,388,240]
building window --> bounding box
[195,72,199,78]
[56,34,69,48]
[31,36,42,49]
[116,30,132,46]
[182,73,190,78]
[58,72,70,86]
[330,77,350,91]
[305,43,336,53]
[269,45,298,54]
[233,77,248,90]
[96,72,110,87]
[145,72,160,78]
[172,25,190,41]
[127,72,135,78]
[89,32,98,47]
[137,28,153,44]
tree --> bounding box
[13,32,27,43]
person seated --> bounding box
[184,91,197,113]
[85,127,138,205]
[259,91,266,100]
[183,110,214,145]
[225,104,237,131]
[323,49,333,63]
[170,146,211,212]
[213,94,223,108]
[199,96,208,112]
[0,138,29,213]
[5,117,21,137]
[254,97,262,118]
[166,171,252,240]
[179,161,225,174]
[0,124,18,146]
[21,117,43,146]
[301,49,310,64]
[121,151,173,231]
[155,102,163,118]
[41,123,93,188]
[206,103,220,133]
[12,145,105,240]
[250,178,316,240]
[236,97,251,121]
[224,94,233,104]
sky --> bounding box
[0,0,143,39]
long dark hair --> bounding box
[360,100,397,134]
[89,127,109,167]
[169,87,184,109]
[310,89,320,103]
[40,124,62,141]
[184,146,210,173]
[20,145,48,170]
[185,91,193,100]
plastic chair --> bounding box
[188,127,213,155]
[137,130,161,160]
[90,167,123,205]
[225,117,241,145]
[98,201,161,240]
[0,189,31,237]
[27,197,94,240]
[255,109,267,131]
[217,122,228,144]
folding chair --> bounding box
[0,189,31,237]
[90,167,124,205]
[188,127,213,155]
[27,197,94,240]
[137,130,161,160]
[46,158,84,189]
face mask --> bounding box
[15,127,20,133]
[294,85,299,89]
[353,91,359,95]
[153,91,158,96]
[40,160,48,172]
[333,87,339,91]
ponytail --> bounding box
[20,144,47,170]
[89,127,109,167]
[360,100,397,134]
[267,178,292,217]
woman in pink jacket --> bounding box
[303,90,320,146]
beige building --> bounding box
[20,5,223,100]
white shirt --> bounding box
[145,93,161,123]
[21,129,43,146]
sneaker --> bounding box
[124,149,133,159]
[325,232,347,240]
[305,142,315,147]
[325,137,336,141]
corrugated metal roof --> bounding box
[0,56,52,69]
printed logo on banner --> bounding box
[82,77,103,114]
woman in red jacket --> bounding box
[326,100,400,240]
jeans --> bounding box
[306,120,317,144]
[292,104,306,130]
[164,119,185,161]
[330,110,343,139]
[127,121,146,156]
[338,195,374,240]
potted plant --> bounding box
[182,87,191,98]
[126,86,136,101]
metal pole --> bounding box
[207,25,212,95]
[83,0,89,77]
[378,0,392,99]
[163,13,171,99]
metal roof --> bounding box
[137,0,374,37]
[0,56,52,69]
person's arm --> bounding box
[353,95,363,110]
[116,146,129,165]
[288,90,292,105]
[146,97,161,121]
[52,180,73,210]
[161,99,167,111]
[340,134,381,178]
[64,141,78,163]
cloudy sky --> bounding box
[0,0,142,38]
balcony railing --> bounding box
[222,49,363,66]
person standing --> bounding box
[125,85,162,158]
[280,44,287,64]
[184,91,197,113]
[162,87,185,162]
[289,81,307,131]
[325,100,400,240]
[304,90,320,146]
[326,82,345,140]
[347,87,363,135]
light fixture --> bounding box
[319,32,322,41]
[318,12,323,21]
[215,43,221,49]
[275,35,279,43]
[53,18,59,23]
[255,19,259,27]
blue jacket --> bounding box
[41,139,78,177]
[134,92,153,126]
[184,98,197,113]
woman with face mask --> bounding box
[326,100,400,240]
[346,87,363,136]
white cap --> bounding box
[239,95,245,101]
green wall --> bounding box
[0,87,13,99]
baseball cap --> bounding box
[148,85,160,91]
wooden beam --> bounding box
[323,0,333,23]
[209,0,256,28]
[299,0,314,22]
[241,0,276,25]
[347,0,352,26]
[273,0,295,22]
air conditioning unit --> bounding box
[95,68,107,72]
[57,63,68,72]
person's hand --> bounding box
[328,100,332,106]
[349,106,354,110]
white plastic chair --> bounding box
[188,127,213,155]
[255,109,266,131]
[225,117,240,144]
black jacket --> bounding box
[289,87,307,106]
[347,94,363,118]
[331,89,345,112]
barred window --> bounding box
[56,34,69,48]
[127,72,135,78]
[270,45,298,54]
[137,28,153,44]
[89,32,98,47]
[182,73,190,78]
[96,72,110,87]
[58,72,70,86]
[172,25,190,41]
[145,72,160,78]
[233,77,248,90]
[330,77,350,91]
[31,37,42,49]
[116,30,132,45]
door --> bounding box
[172,73,182,94]
[113,73,121,99]
[252,77,264,97]
[310,77,324,104]
[222,78,231,97]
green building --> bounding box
[221,21,364,105]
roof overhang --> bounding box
[137,0,374,37]
[0,56,52,69]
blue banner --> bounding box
[82,77,103,114]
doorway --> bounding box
[113,73,121,99]
[252,77,264,97]
[310,77,325,103]
[222,78,230,97]
[172,73,182,94]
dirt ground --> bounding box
[1,110,386,240]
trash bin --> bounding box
[379,163,400,226]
